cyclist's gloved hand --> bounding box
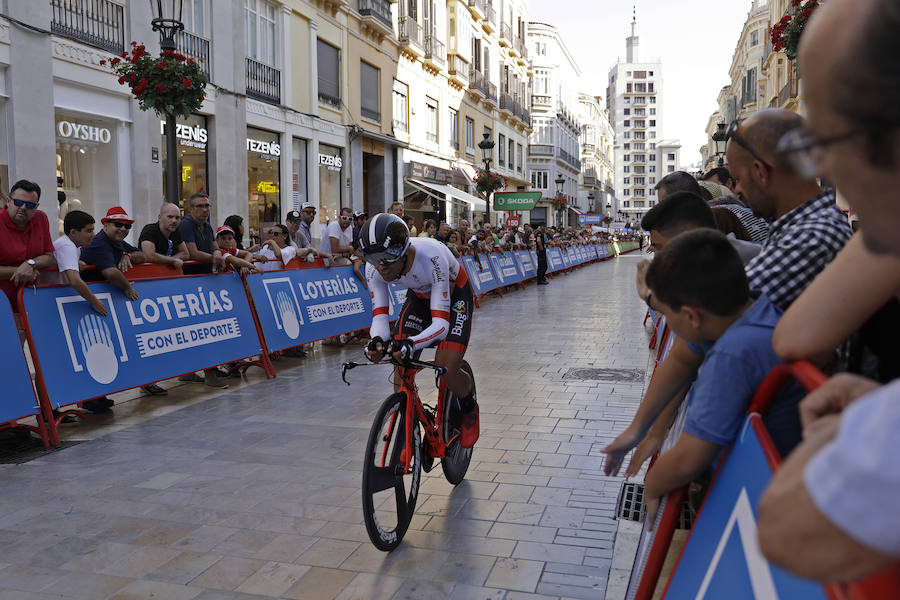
[365,336,385,363]
[389,338,415,363]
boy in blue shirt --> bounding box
[610,230,803,519]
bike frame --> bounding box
[396,363,455,473]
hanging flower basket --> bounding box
[473,169,506,196]
[770,0,821,61]
[102,42,208,119]
[551,197,569,211]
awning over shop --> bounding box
[568,206,585,215]
[407,178,487,212]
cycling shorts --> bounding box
[393,279,474,354]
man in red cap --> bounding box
[80,206,146,301]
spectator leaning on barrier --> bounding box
[701,166,736,193]
[79,207,146,300]
[608,230,804,521]
[757,0,900,582]
[654,170,702,202]
[51,210,106,316]
[259,223,299,269]
[139,203,189,270]
[215,226,263,274]
[297,202,317,248]
[0,180,55,314]
[179,192,224,275]
[458,219,470,244]
[223,215,248,250]
[320,207,355,266]
[728,109,853,311]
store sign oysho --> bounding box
[57,121,112,144]
[319,153,342,171]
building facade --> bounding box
[761,0,801,114]
[0,0,531,247]
[577,92,615,216]
[526,21,581,228]
[607,15,678,223]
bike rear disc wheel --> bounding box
[441,360,474,485]
[361,392,422,551]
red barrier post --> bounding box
[633,486,689,600]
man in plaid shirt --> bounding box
[726,109,852,310]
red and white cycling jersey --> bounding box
[366,237,467,350]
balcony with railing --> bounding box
[246,58,281,105]
[485,81,498,104]
[483,4,497,33]
[398,16,424,53]
[468,0,487,20]
[424,34,445,67]
[469,66,489,97]
[528,144,554,157]
[176,30,210,77]
[447,54,469,86]
[531,94,552,108]
[518,41,528,66]
[50,0,125,55]
[499,91,515,116]
[358,0,393,32]
[499,22,513,46]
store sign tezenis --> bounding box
[159,121,208,149]
[248,138,281,158]
[319,153,343,171]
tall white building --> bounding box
[607,14,680,223]
[527,22,582,227]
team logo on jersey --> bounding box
[442,291,448,299]
[452,300,467,314]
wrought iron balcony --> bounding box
[176,30,210,77]
[486,81,498,104]
[469,66,489,97]
[246,57,281,105]
[51,0,125,55]
[528,144,554,157]
[424,34,445,66]
[358,0,392,30]
[499,22,513,46]
[483,4,497,32]
[398,16,423,50]
[447,54,469,85]
[499,92,515,115]
[468,0,487,20]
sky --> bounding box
[528,0,757,166]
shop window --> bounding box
[160,114,209,212]
[318,143,343,226]
[360,61,380,121]
[292,138,308,211]
[56,111,121,235]
[247,126,281,244]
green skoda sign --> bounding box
[493,191,542,211]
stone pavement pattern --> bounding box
[0,253,652,600]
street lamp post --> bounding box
[587,191,595,213]
[150,0,185,206]
[712,122,728,168]
[554,175,565,227]
[477,133,495,226]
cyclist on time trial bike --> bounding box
[360,213,479,448]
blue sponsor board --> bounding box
[577,213,604,225]
[23,274,261,407]
[513,250,536,280]
[665,417,827,600]
[459,255,498,295]
[387,284,408,320]
[246,266,372,352]
[560,247,572,270]
[596,244,608,259]
[586,245,598,261]
[546,247,564,272]
[488,252,523,286]
[0,294,40,423]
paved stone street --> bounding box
[0,254,652,600]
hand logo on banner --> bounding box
[276,290,301,340]
[76,313,119,384]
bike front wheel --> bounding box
[441,360,474,485]
[361,392,422,551]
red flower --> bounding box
[136,45,145,51]
[121,51,128,58]
[99,59,106,65]
[199,95,204,102]
[111,57,121,65]
[156,83,168,92]
[163,49,174,57]
[117,76,125,84]
[187,58,195,66]
[129,74,137,82]
[157,61,167,68]
[175,53,185,61]
[182,78,192,88]
[139,78,148,87]
[131,41,137,46]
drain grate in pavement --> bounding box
[0,433,84,465]
[616,482,645,521]
[564,367,645,383]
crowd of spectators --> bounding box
[601,0,900,587]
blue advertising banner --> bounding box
[1,294,40,423]
[560,247,572,270]
[586,245,598,261]
[596,244,608,259]
[459,255,499,295]
[488,252,523,287]
[664,417,827,600]
[23,274,262,407]
[387,284,408,321]
[577,214,604,225]
[547,247,564,272]
[245,266,372,352]
[513,250,536,280]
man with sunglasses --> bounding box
[79,206,146,300]
[319,207,354,266]
[178,192,224,275]
[725,110,852,311]
[361,213,479,448]
[0,180,56,312]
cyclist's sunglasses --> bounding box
[726,120,773,171]
[362,244,405,267]
[12,198,39,210]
